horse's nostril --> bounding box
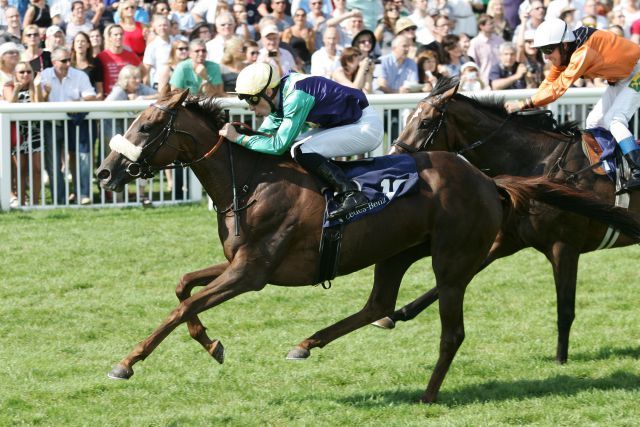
[97,168,111,181]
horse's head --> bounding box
[97,90,216,192]
[389,77,459,155]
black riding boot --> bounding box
[315,160,369,220]
[294,150,369,220]
[623,150,640,191]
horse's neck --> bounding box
[189,141,240,208]
[450,108,567,176]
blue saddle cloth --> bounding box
[323,154,420,227]
[590,127,618,180]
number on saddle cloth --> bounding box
[323,154,420,227]
[315,154,421,285]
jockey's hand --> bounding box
[504,100,524,114]
[219,123,239,143]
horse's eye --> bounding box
[139,124,151,134]
[420,119,430,129]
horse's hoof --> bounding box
[286,347,310,360]
[209,340,224,364]
[419,393,437,404]
[107,364,134,380]
[371,317,396,330]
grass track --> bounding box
[1,204,639,426]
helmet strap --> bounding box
[256,64,280,113]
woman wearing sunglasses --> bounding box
[505,18,640,191]
[218,62,383,220]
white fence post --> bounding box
[0,113,11,211]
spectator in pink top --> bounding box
[467,14,504,86]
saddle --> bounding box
[316,154,420,285]
[580,128,632,182]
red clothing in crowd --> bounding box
[97,49,142,96]
[123,22,146,59]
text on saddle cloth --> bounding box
[323,154,420,228]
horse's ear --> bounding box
[442,79,459,101]
[158,83,171,98]
[166,89,190,108]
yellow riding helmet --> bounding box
[235,62,281,96]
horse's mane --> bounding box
[179,94,227,131]
[431,77,580,137]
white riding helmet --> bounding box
[532,18,576,48]
[235,62,281,96]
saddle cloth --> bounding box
[316,153,420,284]
[323,153,420,227]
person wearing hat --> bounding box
[218,62,383,220]
[505,18,640,191]
[351,29,378,60]
[395,16,419,59]
[257,24,298,76]
[45,25,66,52]
[458,61,488,91]
[189,22,212,43]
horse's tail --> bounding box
[494,175,640,241]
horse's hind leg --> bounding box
[375,230,525,329]
[545,242,579,364]
[108,264,267,380]
[287,243,429,359]
[175,261,230,363]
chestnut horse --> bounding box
[382,77,640,363]
[96,90,640,403]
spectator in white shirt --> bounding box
[143,15,172,88]
[41,47,97,205]
[206,12,236,63]
[310,26,342,77]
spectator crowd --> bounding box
[0,0,636,207]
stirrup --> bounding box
[327,192,369,220]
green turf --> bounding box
[1,204,639,426]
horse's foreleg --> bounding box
[546,243,579,364]
[420,284,467,404]
[287,244,428,359]
[175,261,230,362]
[108,267,266,380]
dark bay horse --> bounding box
[384,77,640,363]
[95,90,640,403]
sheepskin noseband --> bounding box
[109,134,143,162]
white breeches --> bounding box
[293,106,384,158]
[585,59,640,143]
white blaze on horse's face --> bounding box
[109,134,142,162]
[411,106,423,122]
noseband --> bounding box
[124,103,225,178]
[393,98,448,153]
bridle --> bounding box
[392,96,514,155]
[124,103,226,178]
[392,97,449,153]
